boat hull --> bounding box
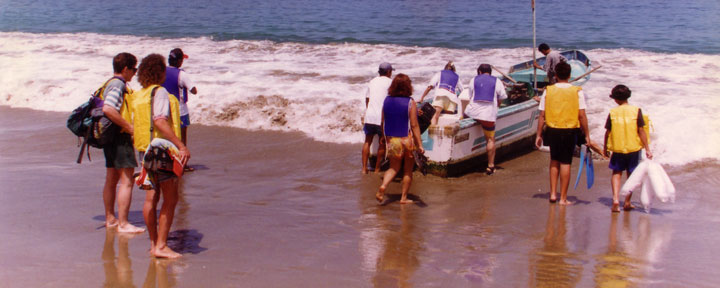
[422,99,540,177]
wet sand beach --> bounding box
[1,106,720,287]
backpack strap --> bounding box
[149,86,160,142]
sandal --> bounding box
[485,166,496,175]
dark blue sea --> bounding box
[1,0,719,164]
[1,0,719,53]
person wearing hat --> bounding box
[603,84,653,212]
[361,62,393,174]
[162,48,197,171]
[419,61,464,126]
[464,64,508,175]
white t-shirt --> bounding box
[464,76,508,122]
[428,71,464,103]
[363,76,392,126]
[152,87,172,121]
[538,83,587,111]
[175,70,195,116]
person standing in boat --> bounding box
[162,48,197,172]
[535,62,590,205]
[603,85,652,212]
[376,74,424,204]
[419,61,464,126]
[361,62,393,174]
[464,64,508,175]
[533,43,567,85]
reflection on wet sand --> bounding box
[593,214,673,287]
[530,205,583,288]
[370,205,422,288]
[141,259,178,288]
[593,213,640,288]
[102,229,137,288]
[102,228,180,288]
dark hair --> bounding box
[478,64,492,74]
[137,54,166,88]
[538,43,550,52]
[378,68,391,76]
[444,61,456,71]
[610,84,632,100]
[168,48,184,68]
[554,62,571,80]
[388,73,413,97]
[112,53,137,74]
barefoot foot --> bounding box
[376,186,386,203]
[611,203,621,212]
[399,199,413,204]
[153,246,182,259]
[623,203,636,211]
[106,218,118,228]
[118,223,146,234]
[559,200,574,206]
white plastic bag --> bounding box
[640,180,652,213]
[620,160,649,197]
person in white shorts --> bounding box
[464,64,508,175]
[420,61,464,126]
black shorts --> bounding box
[103,133,138,168]
[544,127,579,164]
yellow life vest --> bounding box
[99,78,133,125]
[544,85,582,129]
[607,104,644,153]
[130,85,181,152]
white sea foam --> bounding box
[1,32,719,166]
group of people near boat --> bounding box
[98,50,197,258]
[362,43,653,213]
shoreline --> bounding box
[1,106,719,287]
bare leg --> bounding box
[143,189,160,255]
[559,163,573,205]
[378,155,401,203]
[374,137,386,175]
[361,134,373,174]
[103,168,120,228]
[623,171,635,210]
[487,136,496,168]
[549,160,560,202]
[154,179,181,258]
[611,170,623,212]
[181,126,188,146]
[116,168,145,233]
[430,106,442,126]
[399,150,415,204]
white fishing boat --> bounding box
[419,50,595,177]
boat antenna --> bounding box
[532,0,537,92]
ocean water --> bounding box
[1,0,719,166]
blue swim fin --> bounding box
[574,145,586,190]
[586,147,595,189]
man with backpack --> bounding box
[100,52,145,233]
